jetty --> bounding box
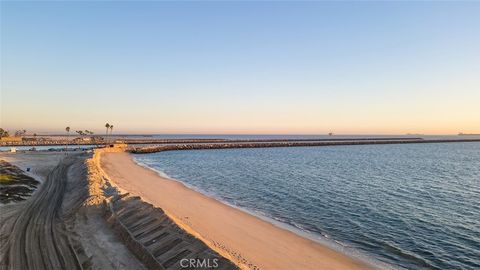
[0,137,425,147]
[129,138,480,154]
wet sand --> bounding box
[101,152,372,270]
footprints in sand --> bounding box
[211,240,260,270]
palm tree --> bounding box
[109,125,114,143]
[105,123,110,145]
[65,126,70,151]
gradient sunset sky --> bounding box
[1,2,479,135]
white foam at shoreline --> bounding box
[131,155,399,270]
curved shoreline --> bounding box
[100,151,373,270]
[131,156,397,270]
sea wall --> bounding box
[1,137,422,147]
[129,139,480,154]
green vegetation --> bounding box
[1,160,39,203]
[0,128,10,138]
[0,174,14,183]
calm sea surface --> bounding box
[133,142,480,270]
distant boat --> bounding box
[328,132,334,136]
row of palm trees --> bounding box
[105,123,114,143]
[76,130,94,136]
[65,125,114,140]
[64,123,115,150]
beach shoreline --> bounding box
[100,151,373,270]
[131,157,374,262]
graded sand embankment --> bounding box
[0,152,146,270]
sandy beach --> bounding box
[101,152,371,270]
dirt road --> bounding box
[0,155,84,270]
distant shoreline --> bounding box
[458,133,480,136]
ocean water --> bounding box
[133,142,480,270]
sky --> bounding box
[1,2,479,135]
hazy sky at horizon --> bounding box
[1,2,479,135]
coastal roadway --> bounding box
[0,155,85,270]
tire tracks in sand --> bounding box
[1,155,83,270]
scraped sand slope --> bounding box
[0,152,146,270]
